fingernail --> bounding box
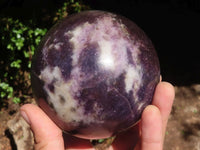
[20,110,30,124]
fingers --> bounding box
[19,81,174,150]
[63,133,94,150]
[140,105,163,150]
[111,125,139,150]
[110,81,174,150]
[20,104,64,150]
[152,82,175,138]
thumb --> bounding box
[20,104,64,150]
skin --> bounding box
[20,81,174,150]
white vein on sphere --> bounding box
[39,66,103,126]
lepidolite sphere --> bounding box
[31,10,160,139]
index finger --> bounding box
[152,82,175,139]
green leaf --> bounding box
[7,86,13,93]
[16,33,21,38]
[23,50,30,58]
[28,61,31,68]
[10,59,22,68]
[1,91,6,98]
[34,28,47,36]
[3,72,8,78]
[12,28,23,34]
[98,139,105,143]
[0,82,9,89]
[28,29,34,38]
[35,36,41,45]
[30,45,35,52]
[12,97,21,104]
[7,44,14,50]
[0,82,14,99]
[8,92,13,99]
[16,37,25,50]
[11,36,16,42]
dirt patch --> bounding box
[164,85,200,150]
[0,85,200,150]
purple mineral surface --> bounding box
[31,10,160,139]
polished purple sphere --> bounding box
[31,10,160,139]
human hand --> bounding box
[20,81,174,150]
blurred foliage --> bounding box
[53,0,90,22]
[0,17,47,106]
[0,0,90,108]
